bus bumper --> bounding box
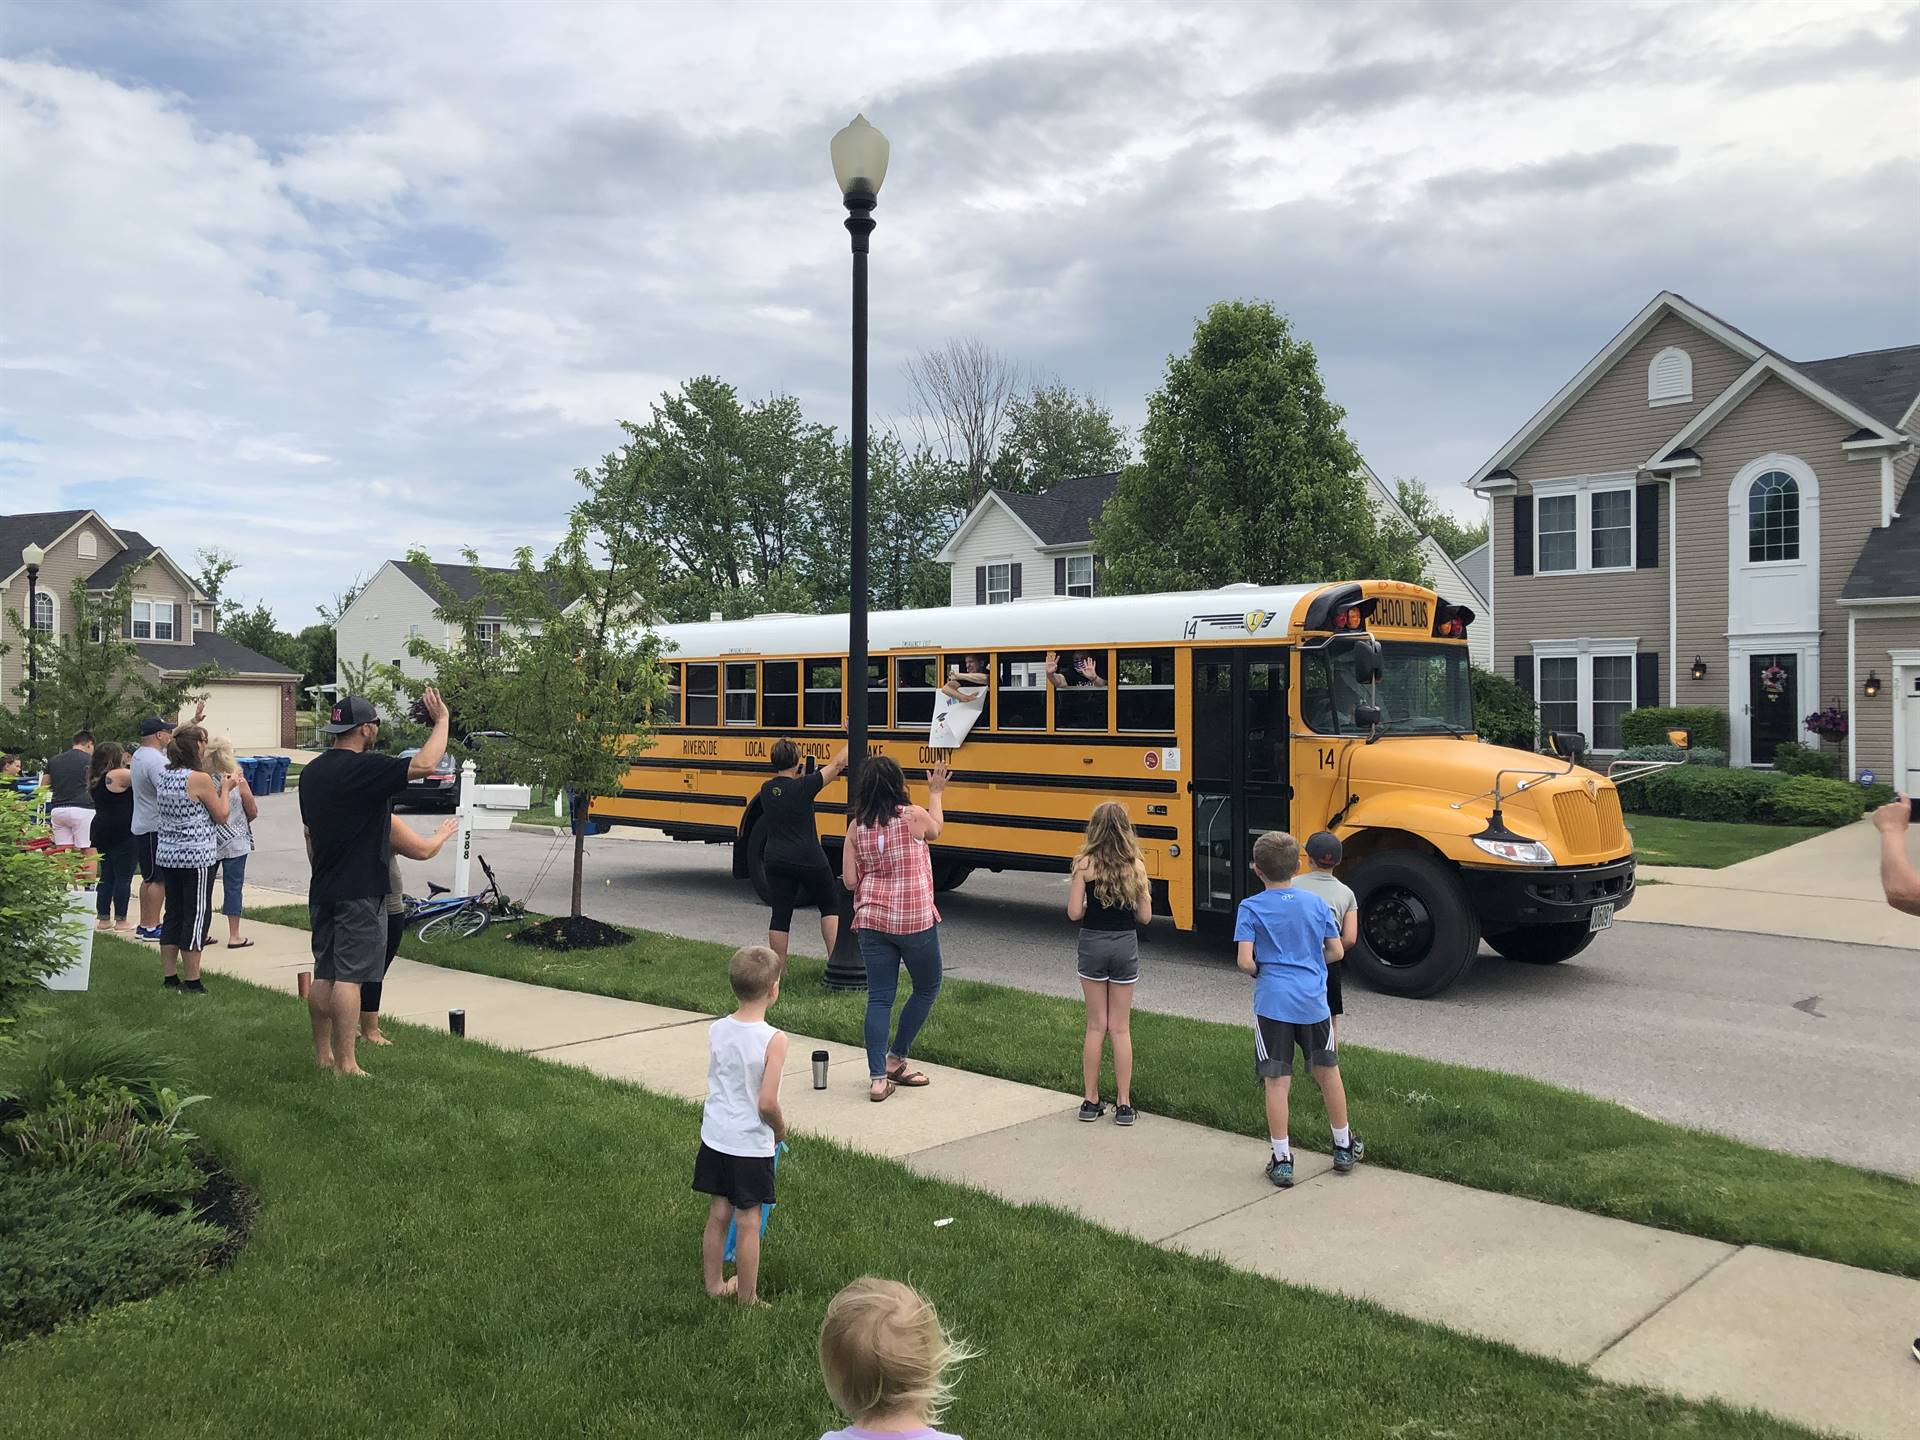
[1462,855,1635,931]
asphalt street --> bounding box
[245,790,1920,1178]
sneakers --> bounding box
[1114,1104,1137,1127]
[162,974,181,989]
[1077,1100,1106,1122]
[182,979,208,995]
[135,926,162,941]
[1333,1143,1356,1174]
[1265,1154,1294,1189]
[1350,1134,1366,1164]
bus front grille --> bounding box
[1552,789,1626,857]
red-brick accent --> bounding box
[280,682,297,748]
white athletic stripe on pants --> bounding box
[50,806,93,848]
[187,865,212,952]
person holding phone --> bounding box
[1869,795,1919,1366]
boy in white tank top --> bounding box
[692,944,788,1305]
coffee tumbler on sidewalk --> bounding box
[449,1009,466,1037]
[812,1049,830,1089]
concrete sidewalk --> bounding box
[198,907,1917,1440]
[1629,819,1917,950]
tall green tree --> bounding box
[409,435,668,925]
[803,433,965,613]
[1395,477,1488,560]
[986,383,1130,494]
[1095,300,1423,594]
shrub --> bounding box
[0,789,82,1059]
[0,1164,222,1343]
[1762,776,1866,828]
[1772,742,1840,780]
[1471,666,1536,750]
[3,1081,207,1211]
[1620,744,1729,768]
[1619,706,1729,751]
[5,1030,188,1121]
[1862,782,1897,810]
[1621,766,1871,828]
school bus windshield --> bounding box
[1302,641,1474,736]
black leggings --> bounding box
[766,861,838,933]
[360,913,406,1014]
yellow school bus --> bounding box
[592,581,1636,995]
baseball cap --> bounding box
[138,715,174,737]
[320,696,382,734]
[1304,831,1343,866]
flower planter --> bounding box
[43,889,96,992]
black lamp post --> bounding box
[21,542,44,725]
[823,113,890,992]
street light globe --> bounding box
[831,113,889,199]
[21,542,44,568]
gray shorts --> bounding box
[1076,929,1139,984]
[311,896,388,985]
[1255,1015,1337,1077]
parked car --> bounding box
[398,748,458,811]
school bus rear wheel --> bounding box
[1348,850,1481,998]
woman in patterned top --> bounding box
[153,725,237,994]
[842,754,949,1102]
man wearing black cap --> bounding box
[300,688,449,1076]
[130,701,205,942]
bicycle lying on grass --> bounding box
[402,855,526,943]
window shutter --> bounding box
[974,567,986,605]
[1635,484,1660,569]
[1636,652,1660,709]
[1010,563,1023,600]
[1512,495,1533,576]
[1514,655,1534,696]
[1054,556,1066,595]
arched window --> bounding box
[1648,346,1692,405]
[31,591,56,633]
[1748,471,1799,562]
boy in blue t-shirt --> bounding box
[1235,830,1357,1188]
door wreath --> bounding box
[1758,663,1788,701]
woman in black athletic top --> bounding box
[1067,801,1153,1126]
[758,739,849,962]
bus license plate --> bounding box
[1588,904,1615,933]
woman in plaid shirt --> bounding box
[842,755,950,1102]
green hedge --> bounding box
[1771,742,1841,779]
[1619,706,1729,751]
[1621,765,1875,828]
[1470,666,1536,749]
[1621,743,1728,768]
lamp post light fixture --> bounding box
[823,113,891,993]
[1691,655,1707,681]
[1863,671,1882,699]
[21,541,44,723]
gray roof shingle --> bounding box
[1453,540,1490,606]
[135,632,298,678]
[392,560,562,616]
[1841,507,1920,601]
[993,472,1121,547]
[1792,346,1920,431]
[0,510,95,575]
[85,530,159,588]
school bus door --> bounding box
[1191,648,1292,927]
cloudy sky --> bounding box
[3,0,1915,625]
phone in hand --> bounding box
[1910,796,1920,823]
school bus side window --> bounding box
[724,662,757,725]
[805,659,842,727]
[1116,648,1174,731]
[763,660,799,730]
[1055,648,1110,731]
[686,664,718,726]
[867,658,888,728]
[655,662,682,725]
[1301,649,1365,735]
[895,656,938,726]
[943,653,990,727]
[996,652,1047,729]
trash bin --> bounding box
[271,755,292,793]
[239,757,261,790]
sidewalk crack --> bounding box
[1583,1244,1743,1367]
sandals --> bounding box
[885,1061,930,1088]
[227,938,254,950]
[868,1078,896,1103]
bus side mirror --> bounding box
[1666,728,1692,750]
[1354,703,1382,729]
[1548,731,1588,761]
[1350,635,1384,684]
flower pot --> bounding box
[43,890,96,992]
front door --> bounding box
[1192,648,1292,926]
[1747,652,1800,766]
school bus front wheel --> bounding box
[1346,849,1482,998]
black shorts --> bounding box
[136,831,161,883]
[1326,962,1343,1017]
[310,896,388,985]
[692,1143,776,1210]
[765,861,837,933]
[1254,1015,1337,1078]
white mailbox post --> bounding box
[451,760,531,896]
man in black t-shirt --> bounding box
[300,689,449,1076]
[757,740,848,962]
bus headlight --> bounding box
[1472,836,1555,865]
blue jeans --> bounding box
[219,855,248,918]
[95,835,137,921]
[857,926,943,1080]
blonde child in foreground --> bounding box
[817,1277,976,1440]
[691,945,787,1306]
[1234,831,1357,1188]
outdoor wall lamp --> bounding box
[1863,671,1882,699]
[1691,655,1707,680]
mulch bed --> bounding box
[507,915,632,952]
[189,1152,259,1271]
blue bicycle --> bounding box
[403,855,524,943]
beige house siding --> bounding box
[1849,612,1915,783]
[121,558,197,646]
[1,515,125,696]
[1509,313,1752,481]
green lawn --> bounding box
[510,806,566,827]
[1628,816,1825,868]
[0,940,1812,1440]
[249,905,1920,1278]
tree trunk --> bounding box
[571,799,586,919]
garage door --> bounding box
[199,682,284,750]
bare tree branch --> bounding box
[901,337,1026,509]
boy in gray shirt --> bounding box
[1293,830,1364,1162]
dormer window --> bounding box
[1648,346,1692,407]
[77,531,97,560]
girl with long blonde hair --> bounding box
[1067,801,1153,1125]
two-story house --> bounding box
[936,467,1492,666]
[0,510,299,748]
[1467,291,1918,789]
[336,559,557,685]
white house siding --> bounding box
[336,563,445,685]
[1415,536,1490,667]
[945,502,1089,606]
